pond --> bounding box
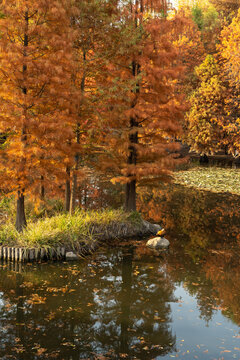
[1,184,240,359]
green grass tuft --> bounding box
[0,208,142,249]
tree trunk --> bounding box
[15,192,27,232]
[70,52,85,214]
[65,166,71,212]
[125,116,138,212]
[125,180,136,212]
[40,175,45,200]
[15,12,28,232]
[70,127,80,214]
[70,171,77,214]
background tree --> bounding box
[209,0,240,23]
[57,0,121,214]
[171,9,205,95]
[185,55,226,154]
[178,0,221,53]
[217,9,240,155]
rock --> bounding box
[142,220,162,234]
[66,251,78,261]
[146,237,170,250]
[153,224,162,232]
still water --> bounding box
[0,184,240,359]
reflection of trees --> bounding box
[203,250,240,325]
[138,183,240,259]
[164,240,240,326]
[0,249,176,359]
[165,248,218,324]
[138,181,240,326]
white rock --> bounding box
[146,237,170,250]
[66,251,78,261]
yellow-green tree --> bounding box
[218,9,240,155]
[185,55,226,154]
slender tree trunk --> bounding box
[84,184,87,208]
[70,167,78,214]
[70,52,86,214]
[15,11,29,231]
[125,116,138,212]
[15,192,27,232]
[125,52,140,212]
[40,175,45,200]
[70,128,80,214]
[65,166,71,212]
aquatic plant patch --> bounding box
[174,167,240,195]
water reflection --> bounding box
[0,183,240,358]
[0,240,240,359]
[138,183,240,259]
[0,250,177,360]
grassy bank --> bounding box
[0,209,144,250]
[174,166,240,195]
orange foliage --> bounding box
[0,0,79,228]
[96,2,187,210]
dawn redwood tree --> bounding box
[98,0,185,212]
[0,0,77,231]
[67,0,116,213]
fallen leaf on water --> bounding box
[26,294,46,305]
[36,348,47,356]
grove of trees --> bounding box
[0,0,239,231]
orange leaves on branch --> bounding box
[0,0,78,199]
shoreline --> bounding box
[0,210,161,262]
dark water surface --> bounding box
[1,185,240,359]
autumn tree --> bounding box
[66,0,119,213]
[171,9,205,95]
[185,55,226,154]
[178,0,221,53]
[0,0,77,230]
[97,0,185,212]
[209,0,240,23]
[217,9,240,155]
